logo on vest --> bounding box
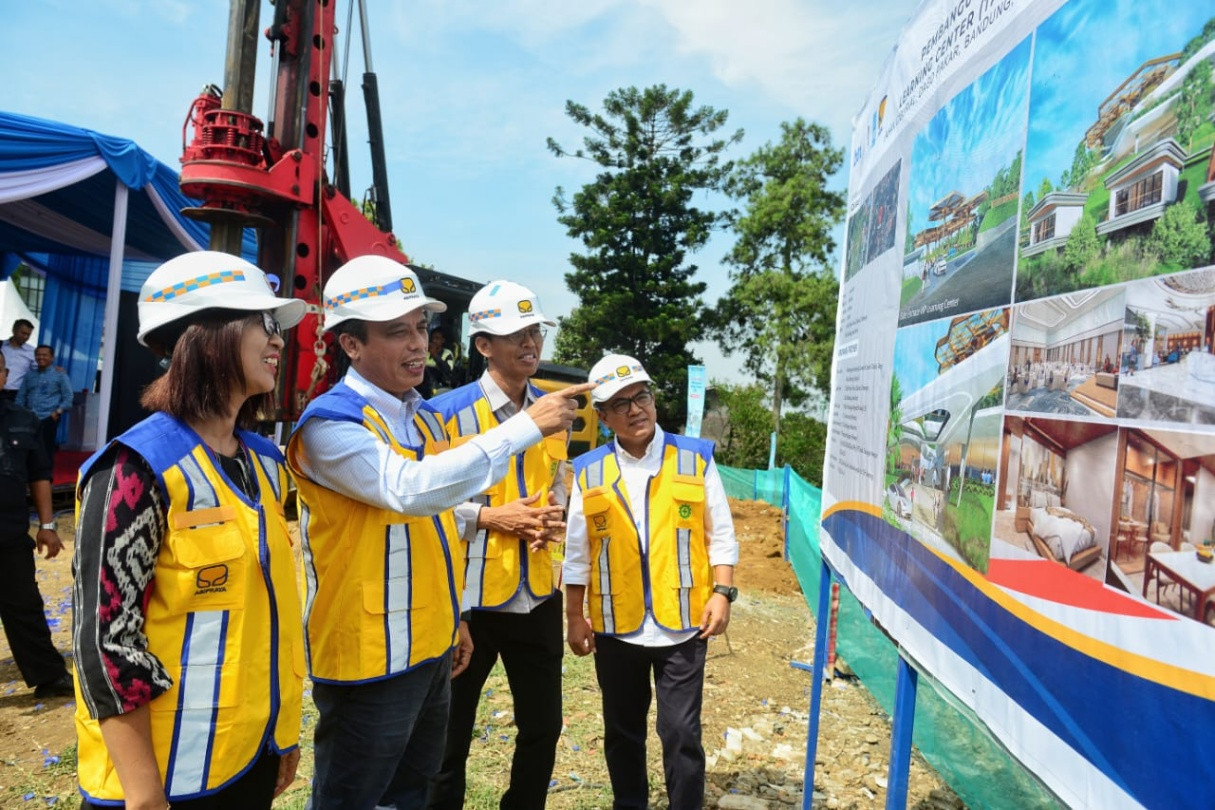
[678,504,692,519]
[196,564,230,594]
[592,514,608,532]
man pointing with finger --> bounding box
[563,354,738,810]
[428,281,569,809]
[287,257,591,810]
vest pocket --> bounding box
[160,523,248,611]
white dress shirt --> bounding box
[562,425,738,647]
[454,370,569,614]
[295,367,541,517]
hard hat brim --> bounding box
[324,295,447,331]
[136,295,308,347]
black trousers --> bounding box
[37,416,57,463]
[81,744,280,808]
[593,634,707,810]
[0,539,68,688]
[428,595,564,810]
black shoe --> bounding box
[33,674,74,699]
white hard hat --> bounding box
[137,251,306,347]
[588,353,652,403]
[323,255,446,331]
[467,280,556,336]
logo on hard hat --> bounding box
[400,277,417,294]
[616,365,631,379]
[518,300,533,314]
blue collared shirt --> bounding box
[16,366,73,420]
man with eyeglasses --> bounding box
[563,353,738,810]
[427,280,570,810]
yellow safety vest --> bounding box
[74,414,304,802]
[574,434,713,636]
[287,383,463,683]
[432,382,566,608]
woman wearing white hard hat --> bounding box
[563,353,739,810]
[73,251,306,809]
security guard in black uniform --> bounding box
[0,351,73,698]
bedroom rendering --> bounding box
[1110,428,1215,624]
[993,416,1119,581]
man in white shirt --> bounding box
[287,256,590,810]
[1,319,36,400]
[563,353,738,810]
[428,281,569,809]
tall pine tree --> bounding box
[547,85,742,426]
[709,118,845,432]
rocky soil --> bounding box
[0,498,964,808]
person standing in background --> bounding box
[16,344,73,462]
[1,318,36,400]
[0,351,74,701]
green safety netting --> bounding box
[719,464,1060,809]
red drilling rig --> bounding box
[178,0,478,419]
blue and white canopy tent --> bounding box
[0,110,256,448]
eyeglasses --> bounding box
[497,326,547,345]
[603,389,654,415]
[259,311,283,337]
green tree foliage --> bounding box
[887,374,904,472]
[547,85,742,426]
[714,384,774,471]
[1038,177,1054,199]
[1063,213,1099,273]
[1020,190,1035,229]
[1147,204,1211,267]
[1176,58,1213,150]
[1181,17,1215,61]
[713,383,828,486]
[1061,141,1098,190]
[707,119,844,433]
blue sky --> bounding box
[1023,0,1211,193]
[2,0,913,385]
[905,36,1031,237]
[892,315,949,397]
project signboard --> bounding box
[824,0,1215,806]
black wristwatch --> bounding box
[713,584,738,603]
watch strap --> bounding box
[39,522,57,531]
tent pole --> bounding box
[96,180,129,448]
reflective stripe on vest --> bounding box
[288,392,462,683]
[437,386,564,609]
[577,435,713,636]
[75,415,302,803]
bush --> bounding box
[714,383,828,486]
[1063,214,1099,273]
[1147,204,1211,268]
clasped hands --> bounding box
[479,491,565,551]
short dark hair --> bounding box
[12,319,33,332]
[140,311,271,430]
[35,344,53,354]
[331,319,368,377]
